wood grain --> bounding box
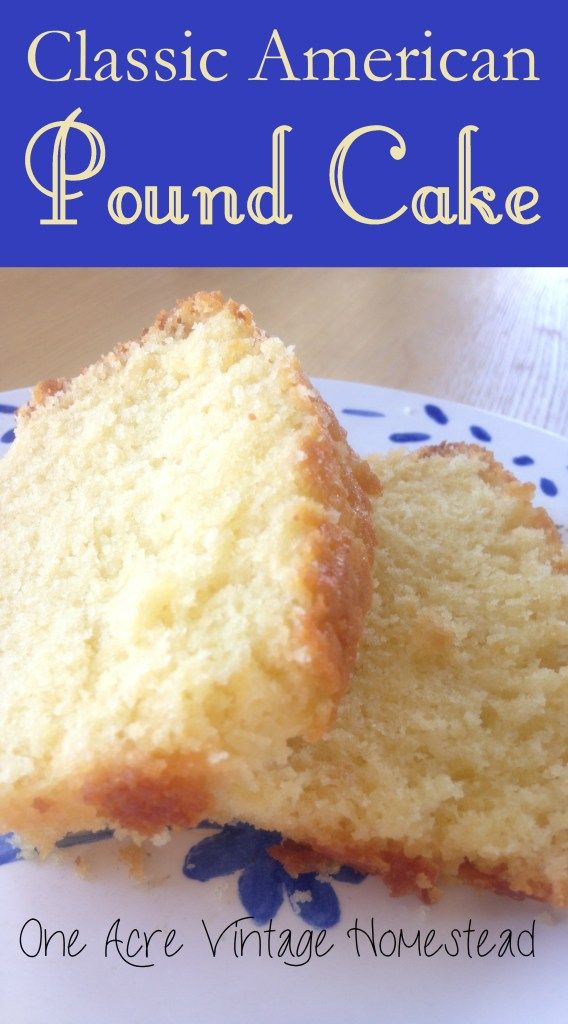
[0,267,566,434]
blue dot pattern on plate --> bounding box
[0,392,560,496]
[0,829,114,861]
[342,407,384,418]
[540,477,558,497]
[424,403,449,425]
[470,424,492,442]
[183,822,365,927]
[55,829,114,849]
[389,432,431,443]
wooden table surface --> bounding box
[0,267,566,435]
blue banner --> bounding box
[2,0,566,266]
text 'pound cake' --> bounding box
[0,291,379,853]
[212,444,568,906]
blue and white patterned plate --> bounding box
[1,381,567,1024]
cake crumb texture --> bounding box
[213,444,568,906]
[0,291,378,853]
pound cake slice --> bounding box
[0,291,378,853]
[212,444,568,906]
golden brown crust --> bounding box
[459,858,568,906]
[418,442,566,570]
[295,385,379,727]
[457,861,536,902]
[20,291,243,418]
[81,756,210,835]
[18,378,68,419]
[269,836,568,907]
[4,759,211,851]
[267,839,337,877]
[270,837,442,904]
[157,291,255,334]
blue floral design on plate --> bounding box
[183,823,364,927]
[0,833,20,865]
[1,821,364,928]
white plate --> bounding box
[1,381,567,1024]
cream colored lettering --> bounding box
[126,49,148,82]
[330,124,538,227]
[472,49,499,82]
[108,186,143,225]
[412,186,457,224]
[420,30,435,81]
[155,49,177,82]
[76,29,90,82]
[109,186,190,225]
[191,186,244,225]
[28,31,72,81]
[104,126,291,227]
[250,29,300,81]
[458,125,502,224]
[178,31,228,83]
[394,48,421,81]
[179,30,196,81]
[363,49,392,82]
[247,125,292,224]
[304,48,359,82]
[329,125,407,225]
[25,108,105,225]
[439,49,468,82]
[27,30,539,85]
[145,186,190,225]
[199,50,228,82]
[503,48,539,82]
[504,187,540,224]
[94,49,121,82]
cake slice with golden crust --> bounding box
[212,444,568,906]
[0,291,378,853]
